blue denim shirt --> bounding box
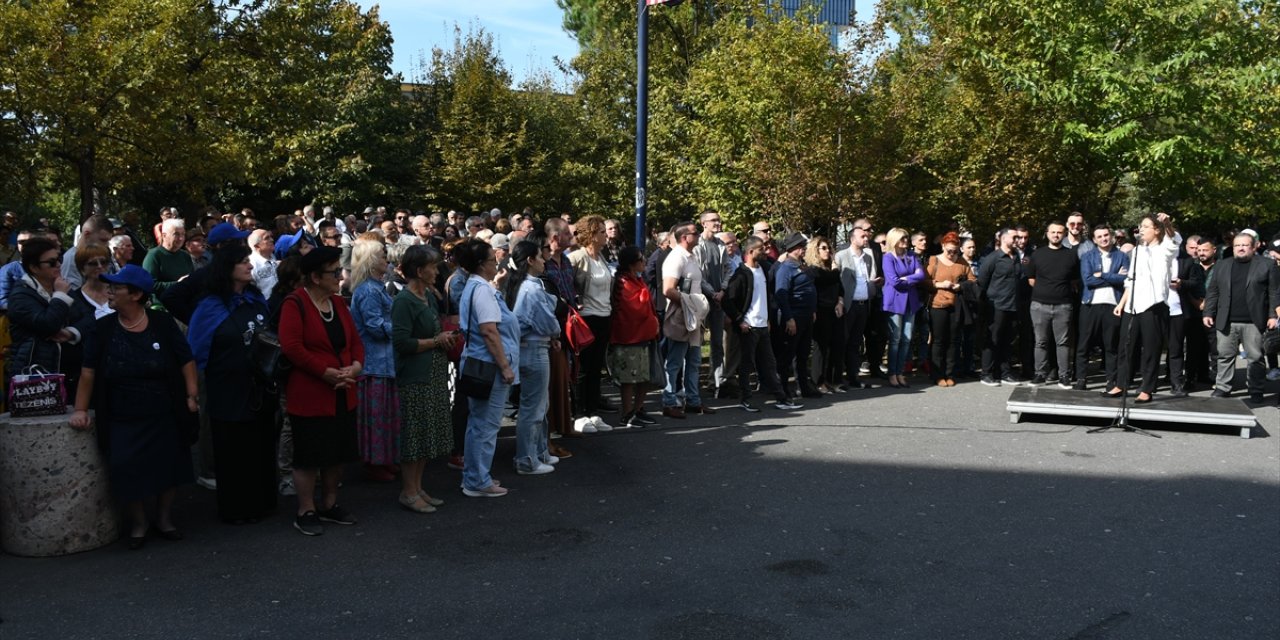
[460,275,521,385]
[350,278,395,378]
[514,277,560,343]
[0,261,26,310]
[773,258,817,323]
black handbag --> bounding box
[456,284,500,399]
[458,356,499,399]
[251,295,301,387]
[1263,326,1280,356]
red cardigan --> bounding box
[610,273,659,345]
[279,289,365,417]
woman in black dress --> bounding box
[187,244,277,524]
[70,265,199,550]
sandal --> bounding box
[399,493,436,513]
[418,491,444,507]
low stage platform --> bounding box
[1006,387,1259,438]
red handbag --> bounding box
[564,306,595,353]
[441,316,465,362]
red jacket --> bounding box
[610,273,658,345]
[279,289,365,417]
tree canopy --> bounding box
[0,0,1274,237]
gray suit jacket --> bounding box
[1204,257,1280,333]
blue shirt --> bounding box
[773,258,817,323]
[0,261,26,310]
[460,275,521,385]
[350,279,395,377]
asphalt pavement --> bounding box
[1,375,1277,640]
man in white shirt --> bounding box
[1074,225,1128,391]
[661,221,714,418]
[833,225,880,388]
[722,236,801,412]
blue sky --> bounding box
[356,1,879,85]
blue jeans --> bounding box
[663,339,702,408]
[514,343,550,471]
[462,373,511,492]
[886,312,916,375]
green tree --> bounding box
[681,4,856,232]
[0,0,224,221]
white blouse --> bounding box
[1124,232,1181,314]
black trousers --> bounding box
[843,300,871,384]
[732,326,788,403]
[1075,304,1120,388]
[1166,312,1186,390]
[982,309,1017,380]
[212,412,279,522]
[929,305,960,379]
[1116,303,1169,395]
[1183,312,1210,384]
[776,313,817,394]
[813,306,845,386]
[579,315,612,414]
[864,298,887,374]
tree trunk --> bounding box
[77,146,99,224]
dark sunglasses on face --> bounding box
[38,257,62,267]
[84,258,111,268]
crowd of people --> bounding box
[0,204,1274,547]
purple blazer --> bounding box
[882,252,925,316]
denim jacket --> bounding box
[514,278,560,344]
[1079,247,1130,304]
[351,278,395,377]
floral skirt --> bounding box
[607,343,652,384]
[399,378,453,463]
[356,375,400,465]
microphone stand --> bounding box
[1089,239,1161,438]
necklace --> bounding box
[118,312,145,330]
[307,288,335,322]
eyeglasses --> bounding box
[38,257,61,267]
[84,258,110,268]
[323,268,343,278]
[755,227,771,234]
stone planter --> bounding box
[0,410,119,556]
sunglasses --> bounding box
[38,257,62,267]
[84,258,111,268]
[755,228,771,233]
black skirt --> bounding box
[289,409,358,470]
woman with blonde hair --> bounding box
[349,233,400,483]
[568,214,615,421]
[805,236,845,393]
[881,227,926,388]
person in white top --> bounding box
[568,215,617,417]
[660,221,711,418]
[248,229,279,299]
[1105,213,1180,402]
[833,225,880,388]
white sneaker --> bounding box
[1267,368,1280,382]
[542,455,560,465]
[278,477,296,497]
[574,417,597,434]
[590,416,613,432]
[196,476,217,491]
[517,462,555,475]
